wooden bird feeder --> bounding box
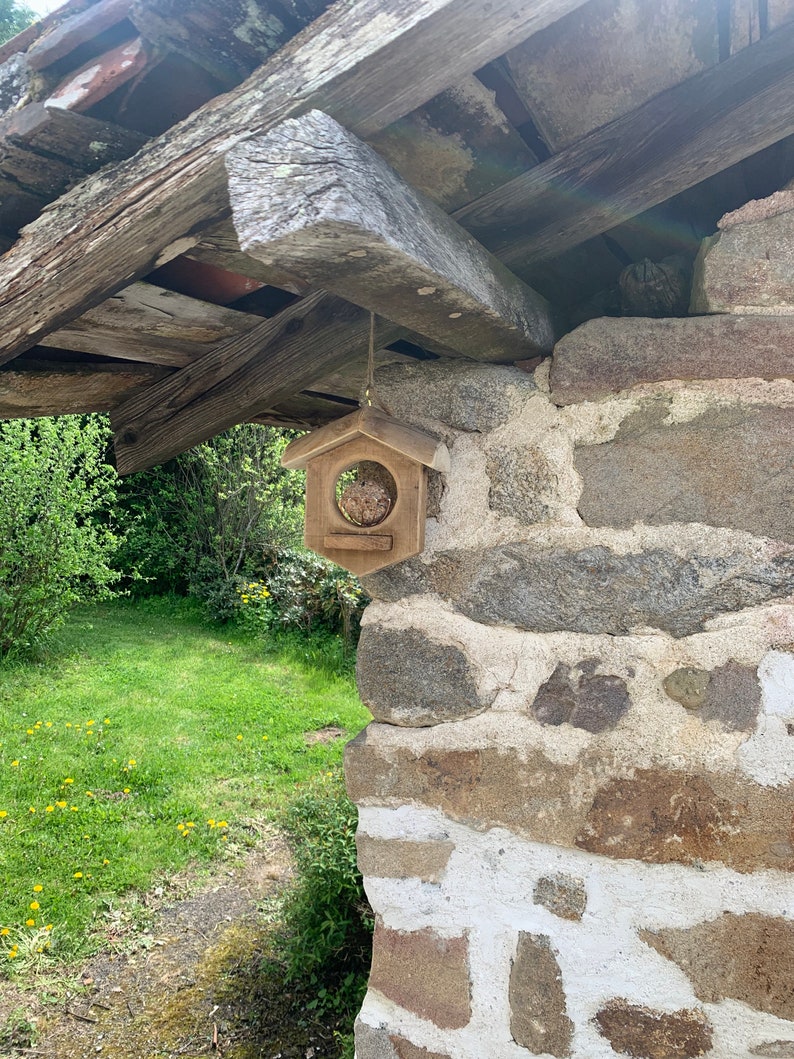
[281,407,450,575]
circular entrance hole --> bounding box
[336,461,397,527]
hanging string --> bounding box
[363,310,376,407]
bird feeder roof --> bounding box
[280,406,450,472]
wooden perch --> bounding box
[226,110,554,360]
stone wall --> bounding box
[346,190,794,1059]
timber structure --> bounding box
[0,0,790,468]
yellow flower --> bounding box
[236,734,243,741]
[177,823,185,831]
[55,801,66,809]
[10,761,19,767]
[63,778,74,785]
[26,918,35,927]
[45,805,54,812]
[86,720,95,727]
[217,821,228,829]
[128,759,136,767]
[86,791,94,798]
[7,949,17,959]
[45,722,52,728]
[102,859,109,866]
[73,872,83,879]
[45,924,53,931]
[70,806,79,812]
[262,735,269,741]
[26,728,33,735]
[122,788,130,794]
[33,885,42,893]
[0,928,9,936]
[28,807,36,814]
[29,902,39,911]
[66,723,72,728]
[207,819,216,828]
[0,811,7,819]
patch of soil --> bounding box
[302,728,344,746]
[1,830,348,1059]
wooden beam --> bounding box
[454,21,794,266]
[42,282,260,367]
[111,291,403,473]
[226,110,554,360]
[0,358,169,417]
[0,0,589,368]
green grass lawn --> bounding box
[0,598,369,973]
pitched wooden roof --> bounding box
[0,0,791,469]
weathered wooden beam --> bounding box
[42,282,260,367]
[227,110,554,360]
[0,358,169,418]
[0,0,589,368]
[455,20,794,266]
[111,292,403,473]
[26,0,131,72]
[0,103,147,197]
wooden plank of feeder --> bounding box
[324,533,393,551]
[226,110,554,361]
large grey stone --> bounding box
[664,661,762,732]
[486,445,554,524]
[373,359,536,434]
[691,197,794,313]
[356,625,490,726]
[550,315,794,405]
[432,543,794,638]
[576,402,793,543]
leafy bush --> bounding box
[277,770,373,1024]
[0,416,119,657]
[0,0,34,44]
[235,550,368,651]
[113,424,305,607]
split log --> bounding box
[43,282,259,367]
[0,359,169,417]
[226,110,554,360]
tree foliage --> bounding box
[114,424,305,612]
[0,0,35,44]
[0,416,120,657]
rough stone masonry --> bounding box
[346,185,794,1059]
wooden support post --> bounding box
[226,110,554,361]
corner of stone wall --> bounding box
[347,183,794,1059]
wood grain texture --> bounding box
[227,110,554,359]
[0,0,590,368]
[42,282,260,366]
[26,0,132,71]
[0,358,169,417]
[111,291,403,473]
[455,21,794,265]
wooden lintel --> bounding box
[227,110,554,360]
[111,292,403,474]
[0,358,170,418]
[455,20,794,266]
[0,0,589,369]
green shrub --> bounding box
[0,416,119,657]
[277,770,373,1023]
[236,549,368,647]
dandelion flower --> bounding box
[28,807,36,814]
[177,823,185,831]
[45,805,54,812]
[73,872,83,879]
[104,718,110,725]
[45,722,52,728]
[262,735,269,741]
[8,949,17,959]
[26,728,34,735]
[55,801,66,809]
[45,924,53,931]
[63,778,74,785]
[26,918,35,927]
[85,791,94,798]
[33,885,42,893]
[122,788,130,794]
[10,761,19,767]
[0,928,9,936]
[70,806,79,812]
[0,811,7,819]
[86,720,95,727]
[102,859,109,866]
[236,734,243,741]
[29,902,39,911]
